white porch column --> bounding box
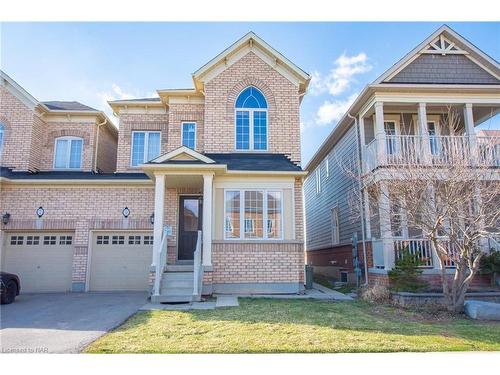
[418,102,432,164]
[374,102,386,167]
[363,188,372,239]
[464,103,477,163]
[378,181,394,269]
[359,116,366,173]
[152,173,165,266]
[202,173,214,267]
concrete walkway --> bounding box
[140,295,240,311]
[234,284,354,301]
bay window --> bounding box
[131,131,161,166]
[224,189,282,240]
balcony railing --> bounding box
[364,135,500,172]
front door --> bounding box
[178,196,202,261]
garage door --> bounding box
[1,233,74,293]
[89,232,153,291]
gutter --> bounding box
[347,113,369,286]
[93,118,107,173]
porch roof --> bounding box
[146,152,303,172]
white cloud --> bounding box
[315,93,358,127]
[96,84,158,123]
[309,52,371,97]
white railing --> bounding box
[153,230,168,297]
[394,238,434,268]
[192,230,203,301]
[477,137,500,167]
[364,135,499,172]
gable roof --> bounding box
[374,25,500,84]
[305,25,500,173]
[192,32,311,94]
[149,146,216,164]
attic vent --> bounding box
[421,34,467,56]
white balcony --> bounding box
[364,134,500,172]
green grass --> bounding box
[84,299,500,353]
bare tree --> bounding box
[338,108,500,313]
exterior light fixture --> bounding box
[122,207,130,218]
[36,207,45,218]
[150,213,155,225]
[2,212,11,225]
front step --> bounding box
[151,294,195,303]
[165,264,194,272]
[153,270,195,303]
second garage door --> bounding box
[89,232,153,291]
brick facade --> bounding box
[204,52,302,164]
[116,113,169,172]
[1,39,307,295]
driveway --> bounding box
[0,292,147,353]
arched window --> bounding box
[235,86,268,150]
[53,136,83,169]
[0,123,4,155]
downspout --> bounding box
[347,113,369,286]
[93,118,107,173]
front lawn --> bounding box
[84,299,500,353]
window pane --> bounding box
[225,191,240,239]
[236,111,250,150]
[235,87,268,109]
[183,199,199,232]
[69,139,82,168]
[131,132,145,166]
[147,132,160,161]
[244,191,263,239]
[54,139,69,168]
[267,192,282,239]
[182,123,196,149]
[253,111,267,150]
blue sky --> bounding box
[1,22,498,164]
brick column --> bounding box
[71,220,90,292]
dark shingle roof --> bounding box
[42,101,98,111]
[0,167,149,180]
[149,153,302,172]
[206,153,302,171]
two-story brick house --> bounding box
[304,25,500,287]
[0,32,310,302]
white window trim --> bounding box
[53,136,84,170]
[315,168,321,195]
[130,131,161,167]
[181,122,197,149]
[223,188,284,241]
[331,206,340,245]
[325,157,329,178]
[234,108,268,152]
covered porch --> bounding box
[358,97,500,173]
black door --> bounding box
[178,196,202,261]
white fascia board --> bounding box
[193,32,310,88]
[150,146,216,164]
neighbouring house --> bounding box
[304,25,500,287]
[0,32,310,302]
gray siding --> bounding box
[304,125,362,251]
[388,54,499,85]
